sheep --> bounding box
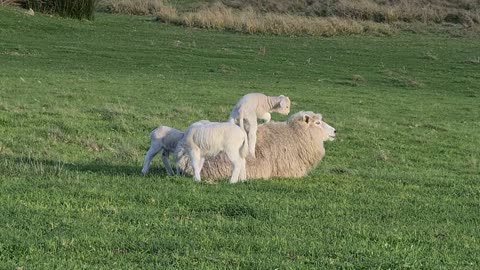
[176,111,336,180]
[228,93,291,158]
[141,125,183,176]
[141,121,209,176]
[176,120,249,183]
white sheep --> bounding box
[228,93,290,158]
[141,121,209,176]
[176,121,248,183]
[177,111,336,180]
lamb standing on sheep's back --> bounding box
[228,93,290,158]
[176,111,336,180]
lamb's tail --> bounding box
[239,130,249,159]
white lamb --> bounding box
[141,121,209,176]
[177,121,248,183]
[228,93,290,158]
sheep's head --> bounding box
[288,111,336,141]
[274,95,291,115]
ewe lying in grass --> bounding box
[177,111,336,180]
[176,120,249,183]
[228,93,290,158]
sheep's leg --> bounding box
[141,142,162,175]
[229,161,241,184]
[239,158,247,182]
[188,147,202,182]
[199,157,205,171]
[161,150,175,176]
[246,118,258,158]
[226,150,241,183]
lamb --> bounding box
[141,121,209,176]
[228,93,291,158]
[176,111,336,180]
[176,120,249,183]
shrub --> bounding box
[24,0,97,20]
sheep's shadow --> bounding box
[2,155,171,177]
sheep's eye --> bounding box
[315,121,321,125]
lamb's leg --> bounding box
[239,158,247,182]
[226,150,241,183]
[141,142,162,175]
[246,118,258,158]
[230,161,241,184]
[161,150,175,176]
[188,147,202,182]
[199,157,205,171]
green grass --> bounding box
[1,6,480,269]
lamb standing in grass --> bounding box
[141,121,209,176]
[176,120,248,183]
[177,111,336,180]
[228,93,291,158]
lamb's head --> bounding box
[273,95,291,115]
[288,111,336,141]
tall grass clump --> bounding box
[0,0,23,6]
[98,1,393,36]
[157,3,392,36]
[25,0,97,20]
[224,0,480,27]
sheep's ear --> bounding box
[280,99,286,108]
[303,114,311,124]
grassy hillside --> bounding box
[1,6,480,269]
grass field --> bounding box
[1,6,480,269]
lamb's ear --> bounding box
[280,99,286,108]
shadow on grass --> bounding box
[1,155,170,177]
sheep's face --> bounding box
[275,96,291,115]
[318,119,336,141]
[293,112,336,141]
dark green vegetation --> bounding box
[21,0,96,19]
[1,6,479,269]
